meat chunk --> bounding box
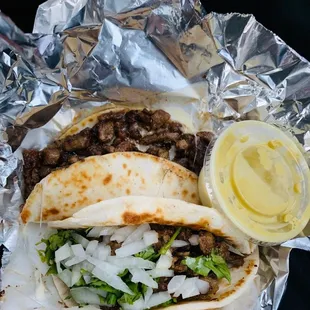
[39,166,53,178]
[151,224,175,251]
[226,253,244,268]
[169,121,183,133]
[178,228,192,241]
[23,149,40,169]
[89,144,103,155]
[146,146,169,159]
[137,109,152,125]
[97,121,115,143]
[156,277,170,292]
[102,145,115,154]
[128,123,142,140]
[216,242,230,261]
[97,111,125,122]
[199,277,219,296]
[63,129,91,151]
[42,148,61,166]
[67,155,80,164]
[174,157,189,169]
[197,131,214,143]
[108,241,121,255]
[140,132,180,145]
[114,141,137,152]
[171,257,188,274]
[151,110,170,129]
[176,139,191,151]
[125,110,140,123]
[114,121,128,139]
[198,231,215,255]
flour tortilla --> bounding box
[49,196,255,255]
[21,152,200,223]
[48,196,259,309]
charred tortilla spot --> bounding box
[81,171,91,181]
[122,163,127,169]
[127,169,132,176]
[124,153,131,158]
[103,174,112,185]
[89,118,94,122]
[126,188,131,195]
[141,177,145,185]
[97,198,101,202]
[245,260,255,275]
[182,189,188,198]
[21,209,31,223]
[191,193,197,199]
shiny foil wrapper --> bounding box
[0,0,310,309]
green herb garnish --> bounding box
[135,246,159,261]
[182,250,231,283]
[159,227,182,255]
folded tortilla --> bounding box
[21,152,200,223]
[3,196,258,310]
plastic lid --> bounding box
[205,121,310,244]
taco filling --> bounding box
[23,108,213,198]
[38,223,245,309]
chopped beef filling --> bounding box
[22,109,213,198]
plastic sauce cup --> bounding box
[198,121,310,245]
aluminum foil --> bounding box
[0,0,310,308]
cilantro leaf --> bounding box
[134,246,159,261]
[106,293,117,306]
[161,298,177,307]
[182,251,231,283]
[159,227,182,255]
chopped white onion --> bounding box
[93,244,111,260]
[173,277,199,299]
[56,262,62,274]
[171,240,189,247]
[81,260,95,272]
[146,292,171,309]
[100,226,119,236]
[196,279,210,294]
[147,269,174,278]
[189,234,199,246]
[86,240,99,255]
[168,275,186,294]
[110,226,137,243]
[55,243,72,263]
[107,256,155,270]
[144,287,153,306]
[129,268,158,289]
[115,241,148,257]
[92,267,133,295]
[65,256,85,267]
[88,287,108,298]
[121,297,145,310]
[58,269,72,287]
[102,235,111,244]
[71,244,86,258]
[123,224,151,245]
[83,274,92,284]
[71,264,81,286]
[72,233,89,248]
[70,288,105,306]
[86,227,103,238]
[156,255,173,270]
[143,231,159,246]
[87,257,123,274]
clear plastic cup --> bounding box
[198,121,310,246]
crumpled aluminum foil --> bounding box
[0,0,309,309]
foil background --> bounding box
[1,0,310,309]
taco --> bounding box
[21,152,200,223]
[3,196,258,310]
[22,107,213,199]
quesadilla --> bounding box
[3,196,258,310]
